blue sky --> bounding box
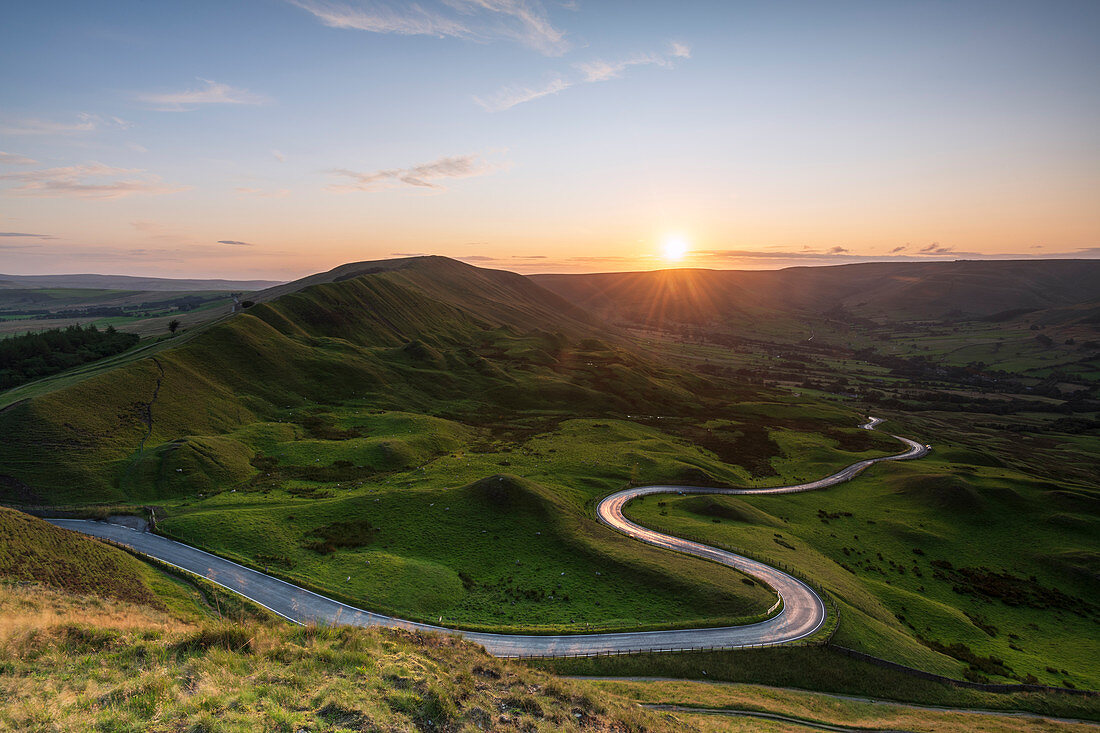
[1,0,1098,278]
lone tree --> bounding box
[168,319,181,334]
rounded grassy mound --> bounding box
[894,474,984,512]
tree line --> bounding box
[0,323,139,390]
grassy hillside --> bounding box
[0,508,277,627]
[590,303,1100,693]
[0,582,673,733]
[0,507,169,609]
[588,678,1100,731]
[250,255,597,333]
[1,257,817,632]
[625,446,1100,689]
[0,257,710,505]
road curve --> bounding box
[49,416,927,658]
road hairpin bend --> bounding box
[50,417,928,658]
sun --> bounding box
[661,237,689,262]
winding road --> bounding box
[49,417,928,658]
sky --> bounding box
[1,0,1098,280]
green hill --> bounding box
[0,257,706,505]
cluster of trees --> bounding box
[0,324,139,389]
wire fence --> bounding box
[511,596,842,660]
[509,635,833,660]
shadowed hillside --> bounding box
[250,255,598,335]
[532,260,1100,326]
[0,507,167,608]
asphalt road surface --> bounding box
[50,416,927,658]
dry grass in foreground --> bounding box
[0,583,678,732]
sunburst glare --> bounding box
[661,237,689,262]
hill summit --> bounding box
[0,257,711,504]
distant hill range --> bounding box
[531,260,1100,326]
[0,273,283,292]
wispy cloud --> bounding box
[0,231,55,239]
[575,42,690,82]
[327,152,505,192]
[473,76,570,111]
[289,0,568,55]
[217,240,254,246]
[0,152,37,165]
[0,113,129,136]
[669,41,691,59]
[826,245,849,254]
[0,162,189,199]
[477,41,690,110]
[919,242,953,254]
[236,186,290,198]
[138,79,268,111]
[272,150,286,162]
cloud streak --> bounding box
[217,240,254,246]
[477,41,691,111]
[575,42,690,82]
[0,162,189,199]
[919,242,953,254]
[473,76,570,111]
[0,152,37,165]
[138,79,268,111]
[0,113,129,136]
[289,0,568,55]
[327,152,504,192]
[0,232,55,239]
